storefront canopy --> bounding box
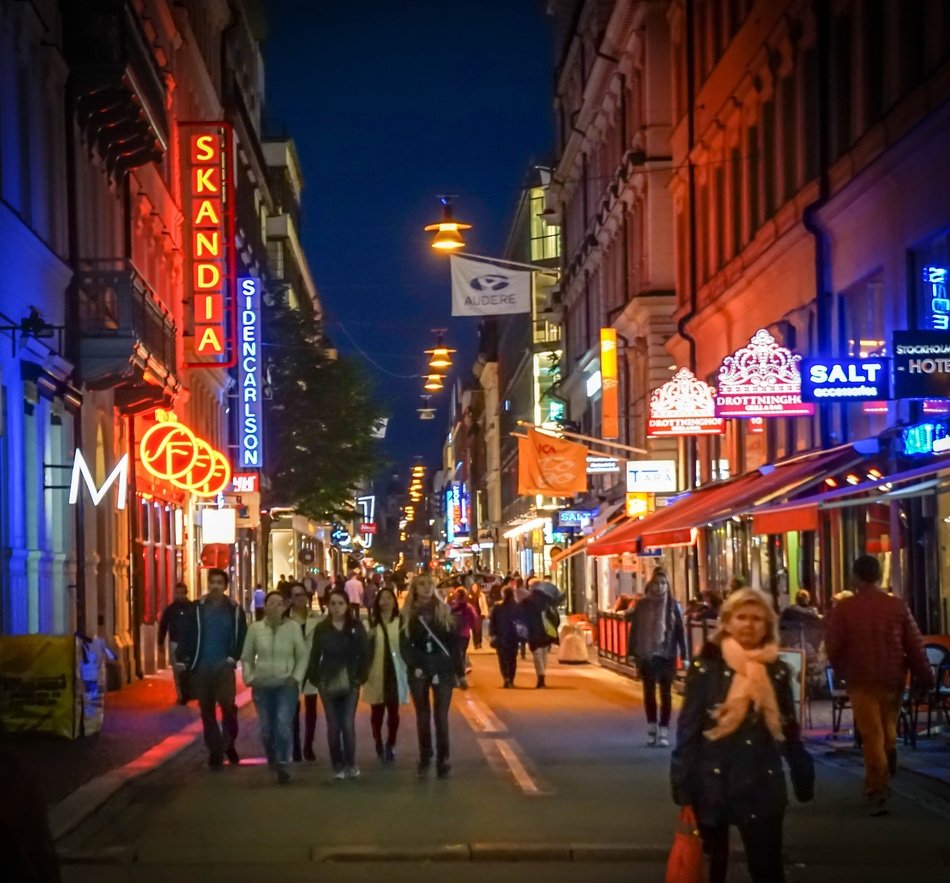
[587,443,875,556]
[748,455,950,533]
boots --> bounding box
[535,675,546,689]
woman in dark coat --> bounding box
[521,581,561,689]
[489,586,524,688]
[626,568,687,746]
[671,588,814,883]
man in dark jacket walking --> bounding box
[826,555,934,814]
[489,588,524,688]
[174,569,248,769]
[158,582,193,704]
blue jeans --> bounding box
[322,689,359,770]
[252,682,298,769]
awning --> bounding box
[747,456,950,531]
[587,443,873,555]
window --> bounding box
[761,99,776,219]
[529,188,559,262]
[730,145,742,256]
[832,15,853,159]
[841,272,888,438]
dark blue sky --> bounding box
[262,0,555,475]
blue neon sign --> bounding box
[899,421,950,457]
[800,358,890,402]
[921,266,950,331]
[237,277,263,468]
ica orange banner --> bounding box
[517,429,589,497]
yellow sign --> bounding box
[626,492,650,517]
[601,328,619,439]
[0,636,78,738]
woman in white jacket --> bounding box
[364,586,409,763]
[241,591,308,783]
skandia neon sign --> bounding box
[183,123,234,366]
[237,278,263,468]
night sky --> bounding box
[262,0,555,476]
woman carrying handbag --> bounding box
[307,588,368,780]
[365,586,409,763]
[400,574,464,778]
[670,589,814,883]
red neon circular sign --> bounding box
[140,421,232,498]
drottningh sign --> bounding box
[715,329,814,418]
[237,278,263,468]
[183,123,234,367]
[648,368,725,437]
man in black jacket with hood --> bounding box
[174,569,247,768]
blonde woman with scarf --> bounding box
[626,569,686,746]
[671,589,814,883]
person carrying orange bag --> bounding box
[665,805,703,883]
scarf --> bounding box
[705,637,784,742]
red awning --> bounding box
[588,445,869,555]
[751,504,819,535]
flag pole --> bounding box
[517,420,648,455]
[452,253,560,274]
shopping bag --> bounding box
[665,806,704,883]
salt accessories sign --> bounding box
[139,412,231,497]
[800,358,891,402]
[450,255,531,316]
[600,328,619,439]
[236,278,263,468]
[557,509,596,529]
[893,331,950,399]
[715,329,814,418]
[626,460,677,493]
[648,368,725,437]
[182,123,234,366]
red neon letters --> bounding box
[184,124,233,364]
[140,418,232,497]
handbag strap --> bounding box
[420,616,451,657]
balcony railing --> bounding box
[74,260,177,386]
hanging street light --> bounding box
[426,329,455,371]
[423,373,444,391]
[424,196,471,252]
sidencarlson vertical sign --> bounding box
[183,123,234,366]
[237,277,263,468]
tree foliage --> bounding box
[264,301,386,520]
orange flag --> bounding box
[517,428,589,497]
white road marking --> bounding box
[458,693,506,733]
[478,737,547,796]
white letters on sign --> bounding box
[68,450,129,509]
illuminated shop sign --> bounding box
[231,472,260,493]
[715,330,814,418]
[920,266,949,331]
[625,492,650,517]
[445,482,470,543]
[557,509,596,529]
[893,331,950,399]
[183,123,234,366]
[356,495,376,548]
[648,368,725,437]
[626,460,677,494]
[899,421,950,457]
[800,358,891,402]
[68,450,129,509]
[600,328,619,439]
[586,455,621,474]
[139,412,232,497]
[237,277,263,467]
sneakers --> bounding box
[333,768,347,781]
[345,766,361,779]
[225,746,240,766]
[646,726,658,747]
[658,726,670,748]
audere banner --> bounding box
[451,255,531,316]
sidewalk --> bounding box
[0,669,194,807]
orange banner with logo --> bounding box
[600,327,619,439]
[517,429,589,497]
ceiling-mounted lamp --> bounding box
[424,196,471,252]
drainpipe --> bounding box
[802,0,833,451]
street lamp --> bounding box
[423,373,444,391]
[424,197,471,252]
[426,328,455,370]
